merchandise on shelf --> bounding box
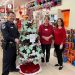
[64,29,75,66]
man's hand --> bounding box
[15,38,19,44]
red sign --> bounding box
[0,8,5,13]
[0,8,9,13]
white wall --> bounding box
[50,0,75,29]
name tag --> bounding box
[45,29,48,31]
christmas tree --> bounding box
[17,20,43,75]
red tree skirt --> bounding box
[19,62,41,75]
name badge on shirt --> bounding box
[45,29,48,31]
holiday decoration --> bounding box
[27,0,62,10]
[63,56,68,62]
[64,29,75,66]
[72,61,75,66]
[17,20,43,75]
[19,6,22,15]
[20,62,41,75]
[34,0,37,6]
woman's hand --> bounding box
[60,44,63,49]
[42,36,51,41]
[42,35,53,41]
[49,35,53,39]
[15,38,19,44]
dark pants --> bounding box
[2,43,17,75]
[54,44,64,66]
[41,44,51,62]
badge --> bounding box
[2,24,6,29]
[45,29,48,31]
[10,27,13,28]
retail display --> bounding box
[27,0,62,11]
[64,29,75,66]
[1,0,75,75]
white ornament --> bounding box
[8,4,12,9]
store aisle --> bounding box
[0,43,75,75]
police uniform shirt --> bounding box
[1,21,20,42]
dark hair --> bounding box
[44,15,50,20]
[7,11,15,16]
[56,18,64,28]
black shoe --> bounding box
[2,74,8,75]
[46,60,49,63]
[9,69,19,72]
[2,73,8,75]
[46,59,49,63]
[59,66,63,70]
[55,64,59,66]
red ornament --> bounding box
[37,0,41,4]
[19,10,22,15]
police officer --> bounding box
[1,11,20,75]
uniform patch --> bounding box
[10,27,13,28]
[2,24,6,29]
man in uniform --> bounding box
[1,11,20,75]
